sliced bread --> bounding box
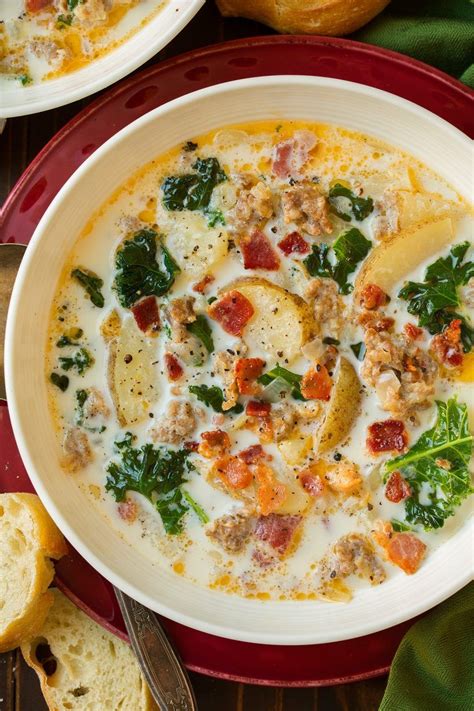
[21,588,159,711]
[0,492,68,653]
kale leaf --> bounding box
[186,315,214,354]
[57,13,73,27]
[56,328,83,347]
[384,398,473,530]
[59,348,94,375]
[75,388,88,425]
[71,268,104,308]
[303,228,372,294]
[189,384,244,414]
[258,364,305,401]
[106,443,192,534]
[161,157,227,212]
[328,183,374,222]
[350,342,366,360]
[181,489,209,524]
[398,242,474,352]
[50,372,69,392]
[205,208,226,227]
[113,229,180,308]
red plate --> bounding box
[1,37,472,686]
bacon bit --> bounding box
[164,352,183,381]
[385,532,426,574]
[430,319,463,368]
[241,229,280,271]
[131,296,160,334]
[367,420,408,454]
[360,284,388,310]
[299,471,325,498]
[404,323,423,341]
[372,519,394,548]
[215,455,253,490]
[235,357,265,395]
[26,0,51,11]
[272,130,317,179]
[255,513,302,554]
[117,499,137,523]
[301,364,332,401]
[246,400,271,417]
[323,461,362,494]
[255,464,288,516]
[238,444,268,465]
[184,440,199,452]
[385,471,412,503]
[277,231,309,256]
[208,290,254,337]
[192,274,215,294]
[198,430,231,459]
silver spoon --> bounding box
[0,242,197,709]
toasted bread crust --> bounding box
[216,0,390,36]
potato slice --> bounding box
[223,277,314,363]
[396,191,462,232]
[356,218,453,295]
[278,430,312,466]
[276,475,312,515]
[107,315,158,426]
[314,356,361,454]
[162,210,228,279]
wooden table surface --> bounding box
[0,3,388,708]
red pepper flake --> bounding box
[241,229,280,271]
[360,284,388,310]
[238,444,268,465]
[192,273,215,294]
[430,319,463,368]
[385,471,412,503]
[246,400,271,417]
[208,290,254,337]
[299,471,325,498]
[301,364,332,401]
[277,231,309,256]
[164,352,183,381]
[235,357,265,395]
[404,323,423,340]
[367,420,408,454]
[131,295,160,335]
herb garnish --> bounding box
[398,242,474,352]
[50,372,69,392]
[67,0,81,10]
[322,337,340,346]
[113,229,180,308]
[205,208,226,227]
[57,13,73,26]
[19,74,32,86]
[328,183,374,222]
[59,347,94,375]
[303,228,372,294]
[106,442,194,534]
[161,157,227,212]
[71,268,105,308]
[56,328,83,347]
[350,342,366,360]
[258,364,305,401]
[384,398,473,529]
[391,519,412,532]
[183,141,198,152]
[189,385,244,414]
[186,315,214,354]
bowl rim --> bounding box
[0,0,205,118]
[5,75,474,645]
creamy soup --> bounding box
[46,121,474,602]
[0,0,167,86]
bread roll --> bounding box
[216,0,390,36]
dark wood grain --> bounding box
[0,2,387,708]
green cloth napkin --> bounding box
[353,0,474,88]
[379,583,474,711]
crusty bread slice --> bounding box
[21,589,159,711]
[0,492,68,653]
[216,0,390,35]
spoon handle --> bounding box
[114,587,198,711]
